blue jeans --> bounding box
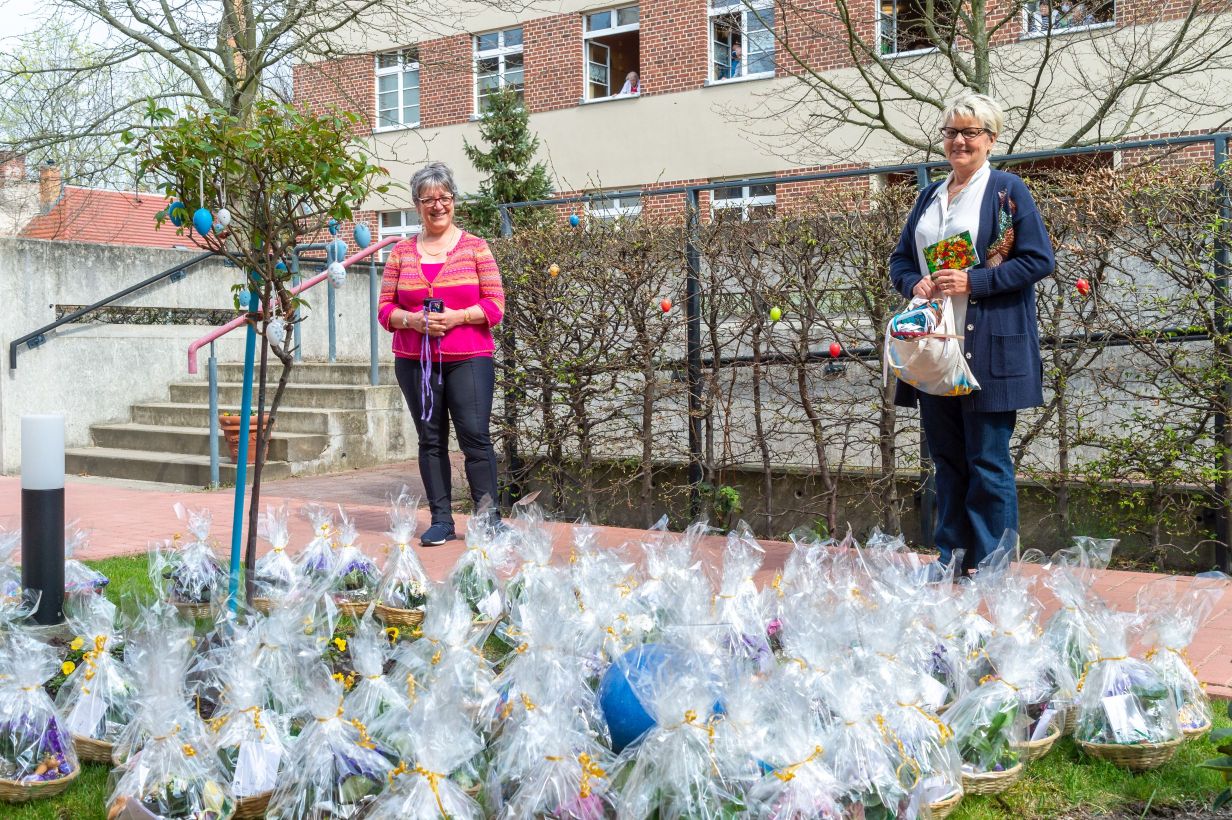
[917,394,1018,571]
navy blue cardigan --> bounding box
[889,169,1055,413]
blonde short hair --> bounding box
[941,93,1005,136]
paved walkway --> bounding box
[3,465,1232,697]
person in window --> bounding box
[378,161,505,546]
[618,71,640,95]
[729,43,742,78]
[1056,2,1073,27]
[888,93,1055,574]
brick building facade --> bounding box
[293,0,1226,249]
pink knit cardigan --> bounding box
[377,232,506,361]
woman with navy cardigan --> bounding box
[889,93,1055,573]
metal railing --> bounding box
[8,250,216,370]
[497,130,1232,568]
[187,234,395,485]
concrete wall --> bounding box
[0,238,397,474]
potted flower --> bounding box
[219,411,272,464]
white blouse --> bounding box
[913,161,991,347]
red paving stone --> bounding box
[3,470,1231,697]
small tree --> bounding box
[131,100,387,603]
[457,87,553,237]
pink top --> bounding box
[377,232,505,362]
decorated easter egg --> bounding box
[192,207,213,236]
[1076,278,1091,296]
[327,261,347,288]
[354,223,372,249]
[328,218,339,235]
[569,214,580,227]
[829,342,842,358]
[214,208,232,231]
[769,306,782,322]
[549,264,560,277]
[327,238,348,264]
[168,201,188,227]
[660,298,672,313]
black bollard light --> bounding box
[21,414,65,625]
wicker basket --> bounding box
[0,766,80,803]
[1061,706,1079,736]
[376,604,425,628]
[960,762,1023,796]
[73,734,115,764]
[234,789,273,819]
[171,599,213,620]
[250,597,273,615]
[1183,719,1213,741]
[928,790,963,819]
[1014,723,1062,764]
[1077,736,1183,772]
[334,600,373,619]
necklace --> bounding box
[419,227,456,259]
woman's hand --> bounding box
[425,307,469,337]
[933,268,971,296]
[398,310,428,334]
[913,277,938,300]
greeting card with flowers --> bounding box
[924,231,980,274]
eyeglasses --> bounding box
[940,127,991,140]
[416,195,455,208]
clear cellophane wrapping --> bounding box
[157,506,226,606]
[330,509,380,606]
[64,522,109,597]
[299,504,338,584]
[253,504,300,602]
[449,503,514,620]
[208,644,291,800]
[0,640,79,784]
[375,490,429,611]
[55,594,137,744]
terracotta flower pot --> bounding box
[218,413,272,464]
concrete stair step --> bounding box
[169,381,403,410]
[91,422,328,462]
[65,446,291,486]
[131,402,371,436]
[215,361,397,386]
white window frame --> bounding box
[378,209,422,260]
[876,0,941,58]
[711,183,776,221]
[1019,0,1116,39]
[374,48,421,131]
[707,0,776,84]
[474,26,525,115]
[583,5,641,101]
[587,192,642,221]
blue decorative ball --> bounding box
[168,201,187,227]
[599,643,684,753]
[328,218,339,236]
[569,214,581,227]
[327,238,348,263]
[275,261,287,272]
[192,207,213,236]
[354,223,372,249]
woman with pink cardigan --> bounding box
[377,162,506,545]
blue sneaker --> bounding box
[420,522,456,546]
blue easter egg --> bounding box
[569,214,580,227]
[354,223,372,249]
[275,261,287,272]
[328,218,339,235]
[168,201,187,227]
[327,238,348,263]
[192,207,213,236]
[238,290,252,310]
[599,643,686,753]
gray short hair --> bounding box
[410,161,459,203]
[941,93,1005,136]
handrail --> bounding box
[9,250,216,370]
[186,237,397,374]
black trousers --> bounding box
[394,356,500,526]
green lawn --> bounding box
[7,555,1229,819]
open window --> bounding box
[475,26,524,113]
[375,48,420,130]
[878,0,947,55]
[378,209,421,260]
[709,0,775,82]
[585,5,640,100]
[712,183,776,221]
[1022,0,1114,35]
